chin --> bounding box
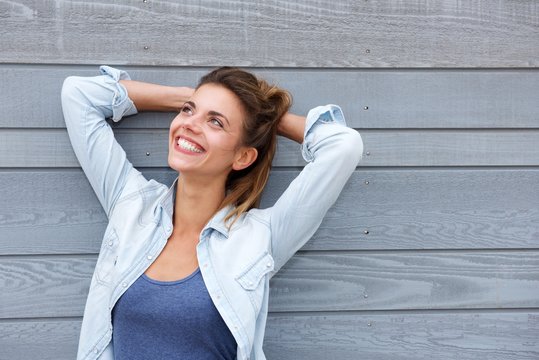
[168,160,185,174]
[168,156,201,175]
[167,155,183,173]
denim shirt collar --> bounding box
[203,205,232,239]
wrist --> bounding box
[173,87,194,111]
[278,113,305,143]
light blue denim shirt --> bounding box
[61,66,363,360]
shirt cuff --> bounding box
[99,65,138,122]
[301,104,347,162]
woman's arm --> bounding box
[62,67,138,217]
[62,66,192,218]
[277,112,306,144]
[269,105,363,274]
[118,80,193,112]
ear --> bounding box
[232,146,258,171]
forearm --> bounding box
[277,112,306,143]
[119,80,194,112]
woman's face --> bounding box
[168,83,256,181]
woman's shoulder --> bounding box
[109,170,171,217]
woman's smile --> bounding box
[175,136,206,154]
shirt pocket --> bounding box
[236,252,274,313]
[94,227,119,286]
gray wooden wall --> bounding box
[1,1,539,359]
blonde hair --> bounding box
[197,68,292,227]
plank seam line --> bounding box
[0,166,179,172]
[2,63,539,72]
[267,308,539,316]
[0,253,98,260]
[295,248,539,255]
[287,166,539,171]
[355,128,539,132]
[0,316,82,323]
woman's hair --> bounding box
[197,67,292,227]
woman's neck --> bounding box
[173,174,226,236]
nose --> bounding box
[174,112,203,134]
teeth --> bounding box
[177,138,204,153]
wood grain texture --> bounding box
[269,251,539,312]
[2,251,538,318]
[1,1,538,67]
[266,169,539,252]
[264,311,539,360]
[0,319,80,360]
[2,129,539,167]
[2,66,539,129]
[0,169,176,255]
[2,312,538,360]
[0,256,94,318]
[2,169,539,255]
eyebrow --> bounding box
[185,101,230,127]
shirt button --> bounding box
[266,262,272,268]
[122,282,127,288]
[147,255,153,260]
[248,281,254,287]
[108,241,113,246]
[94,348,98,354]
[166,227,171,232]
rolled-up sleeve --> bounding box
[61,67,140,217]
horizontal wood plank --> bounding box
[2,66,539,129]
[1,251,538,318]
[266,169,539,251]
[2,129,539,167]
[270,252,539,312]
[264,311,539,360]
[1,1,538,67]
[0,256,94,318]
[0,319,80,360]
[3,312,538,360]
[2,169,538,255]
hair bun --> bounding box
[258,79,292,124]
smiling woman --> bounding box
[61,65,363,360]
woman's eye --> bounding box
[181,106,193,115]
[209,118,223,128]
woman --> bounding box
[61,66,363,360]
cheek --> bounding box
[211,134,242,153]
[169,116,181,135]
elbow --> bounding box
[61,76,82,106]
[340,127,364,167]
[61,76,93,129]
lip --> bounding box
[173,135,206,155]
